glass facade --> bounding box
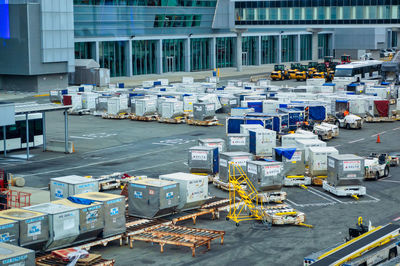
[242,36,257,65]
[190,38,211,71]
[281,35,296,63]
[216,37,235,68]
[235,1,400,25]
[261,36,277,64]
[300,35,312,61]
[318,34,331,59]
[74,0,216,7]
[132,40,158,75]
[162,39,185,72]
[154,15,202,27]
[75,42,94,59]
[392,31,398,48]
[99,41,127,77]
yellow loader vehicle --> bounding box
[270,65,287,80]
[295,65,309,81]
[287,63,301,79]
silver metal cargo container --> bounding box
[128,178,180,218]
[295,139,327,163]
[198,138,226,153]
[309,147,339,176]
[0,243,35,266]
[24,203,80,251]
[135,98,157,116]
[273,147,306,177]
[0,218,18,245]
[240,124,263,135]
[50,175,99,201]
[219,95,239,113]
[52,199,104,244]
[246,161,283,191]
[219,152,253,183]
[249,128,276,156]
[227,134,249,152]
[0,209,49,251]
[159,172,208,211]
[74,192,126,237]
[188,146,219,175]
[281,133,318,147]
[96,96,111,112]
[327,154,365,186]
[160,100,184,119]
[193,103,215,121]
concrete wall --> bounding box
[0,74,68,93]
[334,28,388,50]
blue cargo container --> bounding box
[245,117,273,130]
[308,105,327,121]
[247,101,263,112]
[226,116,245,134]
[278,108,305,131]
[246,113,288,133]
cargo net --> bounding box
[0,189,31,210]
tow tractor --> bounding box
[271,65,287,80]
[334,113,363,129]
[313,124,334,141]
[307,62,318,77]
[287,63,301,79]
[364,155,390,180]
[295,65,309,81]
[304,218,400,266]
[312,64,327,79]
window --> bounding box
[154,15,202,28]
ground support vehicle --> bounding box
[307,62,318,77]
[271,65,287,81]
[334,114,363,129]
[255,191,287,203]
[295,65,309,81]
[364,157,389,180]
[322,181,366,197]
[313,124,333,141]
[283,176,312,187]
[341,55,351,64]
[312,64,327,79]
[304,221,400,266]
[388,152,400,166]
[287,63,301,80]
[320,122,339,137]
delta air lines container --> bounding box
[327,154,365,186]
[309,147,339,176]
[74,192,126,237]
[295,139,327,162]
[273,147,306,176]
[50,175,99,201]
[0,209,49,250]
[128,178,180,218]
[246,161,283,191]
[227,134,249,152]
[219,152,253,183]
[135,98,157,116]
[188,146,219,174]
[160,172,208,210]
[198,138,226,153]
[249,128,276,156]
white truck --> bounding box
[312,124,333,141]
[334,114,363,129]
[364,157,390,180]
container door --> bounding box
[249,131,256,154]
[213,147,219,174]
[227,118,244,134]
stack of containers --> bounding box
[219,152,254,183]
[0,209,49,250]
[249,128,276,156]
[239,124,264,135]
[198,138,226,153]
[281,132,318,147]
[295,139,327,163]
[50,175,99,201]
[160,172,209,211]
[52,199,104,243]
[24,203,80,251]
[227,134,249,152]
[0,243,35,265]
[128,178,180,218]
[74,192,126,237]
[188,146,219,175]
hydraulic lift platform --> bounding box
[310,224,400,266]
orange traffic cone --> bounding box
[376,134,381,143]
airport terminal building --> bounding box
[1,0,400,91]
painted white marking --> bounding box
[308,187,344,203]
[70,136,94,140]
[378,179,400,184]
[40,187,48,190]
[348,138,365,144]
[126,159,184,173]
[306,187,337,204]
[392,127,400,131]
[393,216,400,221]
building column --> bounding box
[257,35,262,66]
[185,38,191,72]
[236,32,243,72]
[95,41,100,64]
[127,40,133,76]
[210,37,216,70]
[297,34,301,62]
[308,28,322,61]
[157,39,163,74]
[277,34,282,64]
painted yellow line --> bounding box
[34,93,50,97]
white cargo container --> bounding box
[231,107,254,116]
[182,76,194,84]
[82,92,98,110]
[309,146,339,176]
[160,100,184,118]
[240,124,264,135]
[281,133,318,147]
[135,98,157,116]
[183,95,197,112]
[249,128,276,156]
[262,100,280,113]
[198,138,226,153]
[365,86,390,99]
[107,97,120,115]
[160,172,208,210]
[295,139,327,162]
[50,175,99,201]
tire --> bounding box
[389,248,397,260]
[225,217,229,221]
[384,165,390,177]
[375,171,380,181]
[346,123,350,129]
[235,223,240,227]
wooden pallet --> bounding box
[36,254,115,266]
[186,117,220,126]
[128,225,225,257]
[212,178,235,191]
[365,116,396,123]
[101,113,129,119]
[171,208,217,225]
[130,114,159,121]
[75,234,123,251]
[158,116,186,124]
[190,172,217,183]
